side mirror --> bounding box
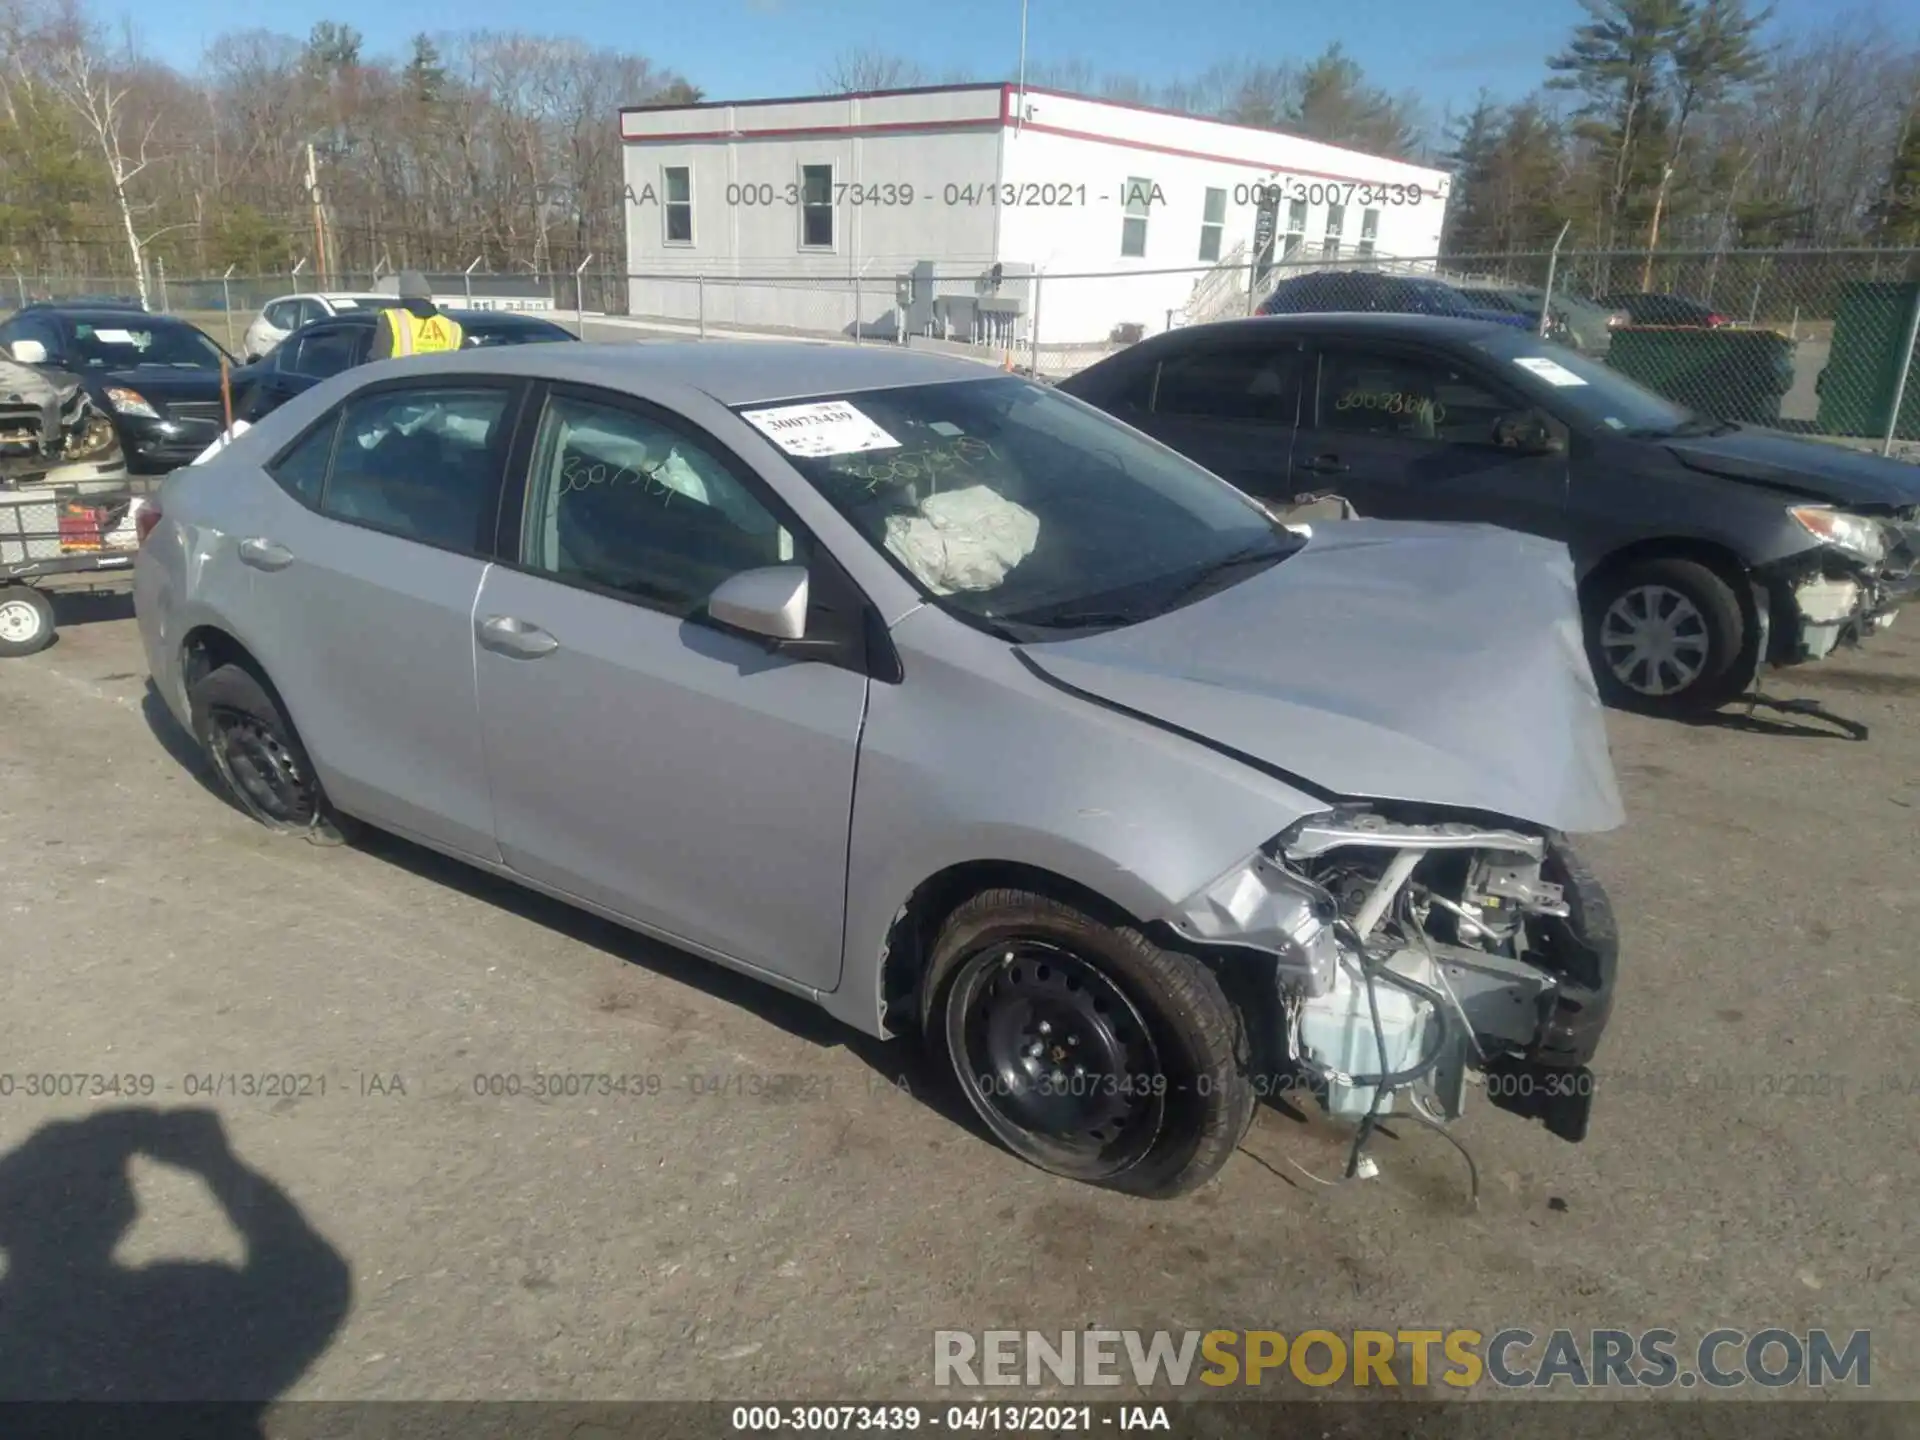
[707,565,809,642]
[1493,410,1563,455]
[9,338,49,365]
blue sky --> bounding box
[124,0,1912,125]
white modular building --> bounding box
[620,84,1451,356]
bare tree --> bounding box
[45,42,160,301]
[818,48,923,93]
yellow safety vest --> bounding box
[383,308,465,356]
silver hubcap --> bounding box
[0,597,42,644]
[1601,583,1711,696]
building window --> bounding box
[1321,203,1346,260]
[1283,198,1308,259]
[1357,207,1380,259]
[800,163,834,249]
[1121,176,1153,258]
[1198,186,1226,262]
[663,166,693,245]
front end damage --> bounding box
[1759,505,1920,666]
[0,358,124,488]
[1171,807,1616,1152]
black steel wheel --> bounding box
[925,888,1253,1197]
[188,661,350,841]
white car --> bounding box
[241,292,405,361]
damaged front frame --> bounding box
[1166,808,1603,1142]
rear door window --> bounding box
[1152,344,1303,424]
[318,385,515,554]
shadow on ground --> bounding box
[0,1106,350,1427]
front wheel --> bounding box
[0,585,55,657]
[1585,557,1749,716]
[925,889,1253,1198]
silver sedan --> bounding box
[134,341,1625,1198]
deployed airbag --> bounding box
[884,484,1039,594]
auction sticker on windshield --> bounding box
[744,400,901,457]
[1513,356,1588,386]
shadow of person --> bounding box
[0,1106,351,1432]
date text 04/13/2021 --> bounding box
[622,181,1167,209]
[729,1405,1172,1431]
[623,179,1430,210]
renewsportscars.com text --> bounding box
[933,1328,1871,1390]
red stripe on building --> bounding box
[621,85,1443,198]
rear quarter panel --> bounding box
[135,459,278,726]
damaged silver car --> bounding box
[134,343,1623,1198]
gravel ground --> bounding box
[0,590,1915,1410]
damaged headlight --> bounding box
[1790,505,1889,566]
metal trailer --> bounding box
[0,473,159,657]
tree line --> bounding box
[832,0,1920,259]
[0,0,1915,302]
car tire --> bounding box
[1585,557,1748,716]
[0,585,56,657]
[187,661,354,843]
[925,888,1254,1198]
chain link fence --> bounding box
[9,247,1918,457]
[604,249,1920,456]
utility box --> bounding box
[1608,326,1796,426]
[1816,280,1920,442]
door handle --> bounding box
[237,537,293,571]
[477,614,559,659]
[1300,454,1350,475]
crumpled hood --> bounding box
[1019,520,1626,835]
[1667,428,1920,509]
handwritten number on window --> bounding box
[557,450,679,504]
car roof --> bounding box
[287,308,567,330]
[1167,313,1520,345]
[351,339,1000,405]
[31,305,193,327]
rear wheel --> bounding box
[1586,558,1748,716]
[925,888,1253,1198]
[0,585,54,657]
[187,661,352,843]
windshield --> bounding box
[68,320,225,371]
[1469,330,1695,434]
[738,376,1298,637]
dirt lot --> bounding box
[0,590,1916,1406]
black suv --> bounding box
[1057,314,1920,716]
[0,304,236,472]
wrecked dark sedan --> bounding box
[1058,315,1920,716]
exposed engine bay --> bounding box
[0,356,122,486]
[1173,806,1616,1171]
